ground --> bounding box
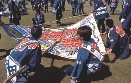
[0,1,131,83]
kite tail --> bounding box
[2,25,20,42]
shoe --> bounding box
[118,57,124,60]
[78,14,81,16]
[56,21,61,26]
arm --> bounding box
[106,28,119,54]
[121,3,131,18]
[34,14,37,23]
[54,1,59,10]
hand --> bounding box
[91,10,94,13]
[91,11,93,13]
[106,49,112,54]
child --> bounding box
[91,0,109,34]
[110,0,118,15]
[105,19,129,60]
[32,8,45,25]
[4,25,43,83]
[64,25,104,83]
[53,0,63,25]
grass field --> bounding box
[0,1,131,83]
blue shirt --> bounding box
[71,38,100,78]
[93,0,109,20]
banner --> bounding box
[3,13,106,59]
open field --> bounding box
[0,1,131,83]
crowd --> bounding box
[0,0,131,83]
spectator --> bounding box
[71,0,77,16]
[119,0,131,37]
[44,0,48,13]
[110,0,118,15]
[53,0,63,25]
[32,8,45,25]
[91,0,109,34]
[8,0,21,25]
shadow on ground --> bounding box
[60,22,75,26]
[43,53,75,66]
[42,53,112,82]
[0,49,12,60]
[43,24,51,28]
[27,63,112,83]
[91,63,112,81]
[27,64,71,83]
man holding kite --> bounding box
[1,23,43,83]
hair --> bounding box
[31,26,42,40]
[106,19,114,28]
[35,8,40,13]
[77,25,92,41]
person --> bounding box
[119,0,131,37]
[37,0,43,11]
[8,0,21,25]
[76,0,82,16]
[91,0,109,34]
[0,1,4,15]
[64,25,104,83]
[107,0,110,5]
[32,8,45,25]
[18,1,23,14]
[18,1,28,15]
[71,0,77,16]
[121,0,126,9]
[3,25,43,83]
[21,0,25,7]
[80,2,85,14]
[88,0,93,6]
[53,0,63,25]
[31,0,37,11]
[44,0,49,13]
[110,0,118,15]
[61,0,65,12]
[105,19,129,60]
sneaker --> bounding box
[118,57,124,60]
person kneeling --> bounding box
[105,19,130,60]
[32,8,45,25]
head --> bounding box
[31,26,42,40]
[77,25,92,41]
[105,19,114,28]
[35,8,40,14]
